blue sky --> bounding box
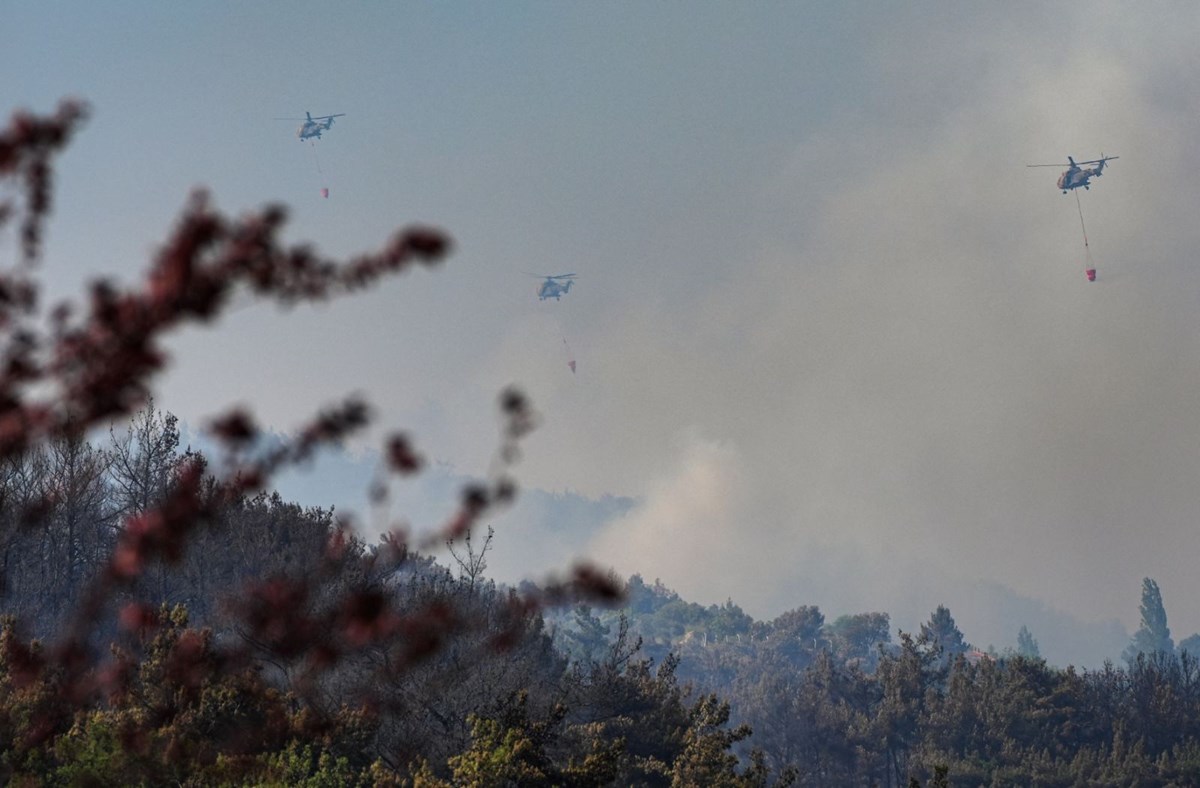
[10,2,1200,665]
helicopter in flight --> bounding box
[275,112,347,141]
[1027,155,1118,193]
[528,273,577,301]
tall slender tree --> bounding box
[1016,625,1040,659]
[1123,577,1174,663]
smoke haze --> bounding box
[12,2,1200,665]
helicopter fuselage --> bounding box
[1057,166,1100,192]
[297,120,332,141]
[529,273,577,300]
[1029,156,1116,194]
[293,113,344,141]
[538,280,572,300]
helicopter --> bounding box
[1026,155,1118,193]
[528,273,577,301]
[275,112,347,141]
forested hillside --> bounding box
[0,409,782,784]
[4,409,1200,784]
[553,575,1200,786]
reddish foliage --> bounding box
[236,578,318,660]
[395,601,460,666]
[118,602,161,633]
[0,100,88,265]
[338,589,400,647]
[163,629,216,693]
[208,408,259,447]
[108,460,209,580]
[385,432,423,475]
[96,653,136,705]
[2,630,45,689]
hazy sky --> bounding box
[8,3,1200,660]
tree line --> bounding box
[2,414,1199,786]
[552,574,1200,786]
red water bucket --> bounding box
[321,187,329,199]
[1085,268,1096,282]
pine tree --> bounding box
[919,605,969,664]
[1123,578,1174,663]
[1016,625,1040,659]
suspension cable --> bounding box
[1075,191,1096,281]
